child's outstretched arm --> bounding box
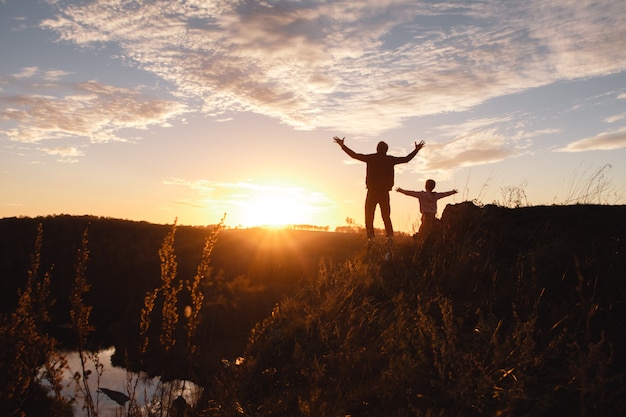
[395,187,419,197]
[437,189,458,199]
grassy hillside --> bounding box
[1,203,625,416]
[209,202,626,417]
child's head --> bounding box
[425,179,436,191]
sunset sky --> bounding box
[2,0,626,232]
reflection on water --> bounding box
[49,347,201,417]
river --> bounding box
[44,347,201,417]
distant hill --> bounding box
[0,215,364,309]
[0,215,364,366]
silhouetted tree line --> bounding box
[286,224,330,231]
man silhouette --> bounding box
[334,136,425,243]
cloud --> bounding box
[0,72,187,146]
[38,145,84,163]
[38,0,626,135]
[424,130,517,171]
[169,199,208,210]
[13,67,39,79]
[418,115,537,172]
[42,70,73,82]
[605,113,626,124]
[557,127,626,152]
[432,116,516,139]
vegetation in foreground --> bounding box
[210,203,626,417]
[1,202,625,416]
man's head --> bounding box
[376,141,388,154]
[425,179,436,192]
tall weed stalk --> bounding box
[68,227,104,417]
[136,218,223,416]
[0,224,70,416]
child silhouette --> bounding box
[396,179,457,238]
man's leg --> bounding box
[379,191,393,238]
[364,191,376,239]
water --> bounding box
[44,347,201,417]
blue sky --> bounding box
[1,0,625,231]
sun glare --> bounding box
[237,186,314,228]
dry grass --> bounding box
[209,207,625,417]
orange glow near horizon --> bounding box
[235,185,316,228]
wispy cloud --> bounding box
[556,127,626,152]
[605,113,626,124]
[37,0,626,137]
[38,145,84,163]
[424,130,517,171]
[13,67,39,79]
[0,72,187,145]
[420,115,536,172]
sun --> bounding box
[237,186,314,228]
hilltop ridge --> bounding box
[210,202,626,417]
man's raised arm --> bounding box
[396,140,425,164]
[333,136,362,160]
